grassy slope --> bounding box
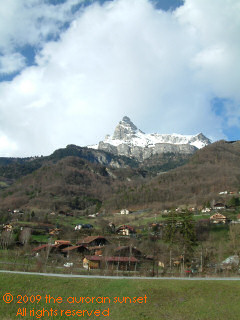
[1,273,240,320]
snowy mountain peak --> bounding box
[112,116,144,140]
[89,117,211,161]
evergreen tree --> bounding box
[164,212,177,245]
[227,196,240,207]
[179,210,197,252]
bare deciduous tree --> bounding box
[19,227,32,246]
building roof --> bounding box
[61,245,89,253]
[210,213,227,220]
[54,240,71,245]
[32,244,51,252]
[77,236,108,245]
[85,255,139,262]
[213,203,226,207]
[32,241,71,252]
[116,225,136,232]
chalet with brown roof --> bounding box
[32,240,72,255]
[32,244,50,253]
[2,224,13,232]
[83,255,139,271]
[61,245,90,257]
[49,228,61,236]
[114,246,142,258]
[86,246,106,255]
[54,240,71,245]
[116,225,136,236]
[53,240,72,251]
[213,203,226,210]
[210,213,227,224]
[32,244,59,256]
[77,236,109,247]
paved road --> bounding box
[1,270,240,280]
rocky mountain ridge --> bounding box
[89,116,211,161]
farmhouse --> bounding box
[83,255,139,271]
[49,228,61,236]
[213,203,226,210]
[120,209,130,215]
[53,240,72,251]
[77,236,109,247]
[114,246,142,258]
[32,240,72,255]
[74,224,82,230]
[116,225,136,236]
[32,244,51,254]
[61,245,90,257]
[210,213,227,224]
[2,224,13,232]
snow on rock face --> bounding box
[89,117,211,161]
[112,116,139,140]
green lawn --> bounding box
[0,273,240,319]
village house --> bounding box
[77,236,109,247]
[220,255,239,270]
[213,203,226,210]
[54,240,71,247]
[120,209,130,215]
[88,212,99,218]
[49,228,61,236]
[210,213,227,224]
[32,244,51,255]
[61,245,90,258]
[83,255,139,271]
[88,246,106,256]
[114,246,142,258]
[74,224,82,231]
[116,225,136,236]
[32,240,72,256]
[2,224,13,232]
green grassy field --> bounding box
[0,273,240,320]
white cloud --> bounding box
[0,0,84,74]
[0,0,239,156]
[0,53,26,74]
[176,0,240,100]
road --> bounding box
[1,270,240,280]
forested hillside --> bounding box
[0,140,239,212]
[105,141,240,209]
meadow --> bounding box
[1,273,240,319]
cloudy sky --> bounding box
[0,0,239,157]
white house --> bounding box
[120,209,129,215]
[74,224,82,230]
